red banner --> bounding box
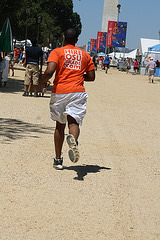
[90,39,96,51]
[107,21,115,46]
[96,32,107,50]
[97,32,101,50]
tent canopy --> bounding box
[137,38,160,56]
[109,49,137,59]
[126,49,137,59]
[148,44,160,52]
[97,52,105,56]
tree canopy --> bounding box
[0,0,82,47]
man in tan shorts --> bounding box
[147,57,156,83]
[23,38,43,97]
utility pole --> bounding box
[117,4,121,22]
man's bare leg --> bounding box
[54,121,66,159]
[33,85,38,94]
[148,76,151,83]
[67,115,80,163]
[24,85,29,92]
[67,115,80,141]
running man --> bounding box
[42,28,95,170]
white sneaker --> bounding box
[53,157,63,170]
[66,134,79,163]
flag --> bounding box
[90,39,97,52]
[87,40,91,52]
[107,21,127,47]
[0,18,13,52]
[96,32,107,50]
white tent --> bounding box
[109,52,124,59]
[137,38,160,56]
[109,49,137,59]
[126,49,137,59]
[13,39,32,47]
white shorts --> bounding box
[50,92,88,125]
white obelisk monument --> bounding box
[101,0,118,32]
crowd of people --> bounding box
[0,43,50,89]
[91,54,159,81]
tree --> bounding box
[0,0,82,47]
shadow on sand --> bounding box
[0,118,54,143]
[0,77,52,95]
[64,164,111,181]
[0,66,52,95]
[0,77,24,93]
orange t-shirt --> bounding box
[47,44,95,94]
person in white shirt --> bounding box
[147,58,156,83]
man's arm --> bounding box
[23,53,27,68]
[42,62,57,83]
[84,69,95,82]
[39,55,43,73]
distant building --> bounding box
[101,0,118,32]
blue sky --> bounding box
[73,0,160,49]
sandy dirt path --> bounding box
[0,66,160,240]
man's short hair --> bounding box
[31,38,37,46]
[64,28,79,44]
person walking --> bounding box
[133,59,139,74]
[42,28,95,170]
[99,56,103,70]
[8,51,14,76]
[104,54,110,74]
[147,57,156,83]
[156,60,159,68]
[13,46,20,65]
[23,38,43,97]
[92,55,98,70]
[19,49,23,65]
[124,57,131,74]
[22,48,26,64]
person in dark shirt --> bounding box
[23,38,43,97]
[104,54,110,74]
[156,60,159,68]
[92,55,98,70]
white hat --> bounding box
[150,57,153,60]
